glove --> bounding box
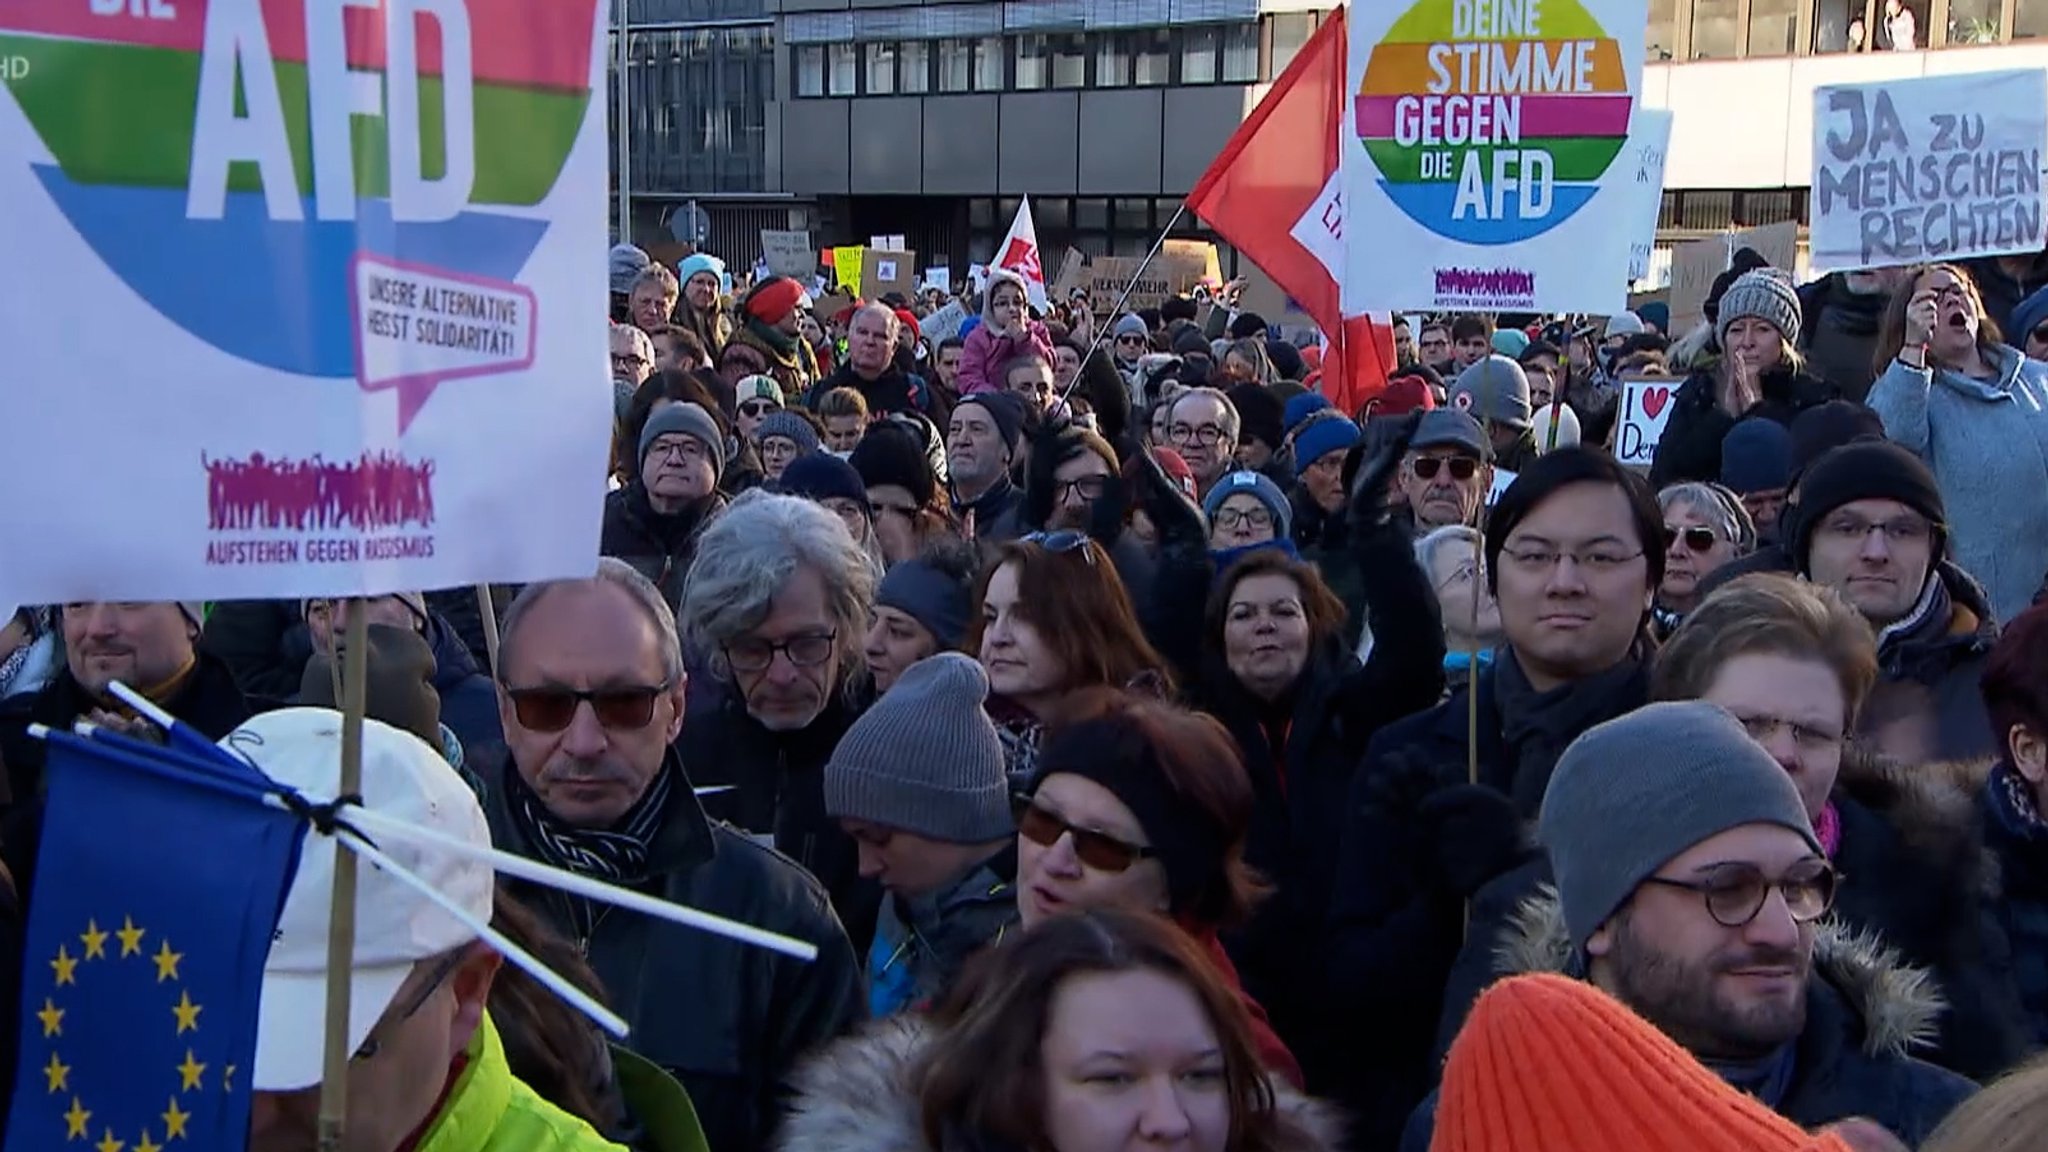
[1363,748,1456,819]
[1417,784,1528,898]
[1348,408,1424,537]
[1085,469,1131,546]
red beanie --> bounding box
[1368,373,1439,418]
[745,278,807,326]
[893,307,921,339]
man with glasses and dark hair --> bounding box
[1417,320,1456,376]
[1401,702,1975,1150]
[1399,409,1494,534]
[484,555,862,1152]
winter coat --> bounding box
[1798,274,1892,402]
[810,360,934,419]
[599,484,725,609]
[480,748,865,1152]
[775,1015,1346,1152]
[1860,562,1998,766]
[957,321,1055,397]
[729,322,821,399]
[1402,889,1976,1151]
[420,611,505,766]
[1867,343,2048,624]
[419,1015,632,1152]
[425,585,515,674]
[1649,361,1839,488]
[867,845,1017,1018]
[200,598,313,707]
[1962,252,2048,336]
[1982,758,2048,1047]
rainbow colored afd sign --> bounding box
[1340,0,1646,314]
[0,1,613,608]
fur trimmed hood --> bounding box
[1491,887,1947,1061]
[1836,748,1998,898]
[774,1015,1346,1152]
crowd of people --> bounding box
[3,236,2048,1151]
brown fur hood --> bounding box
[1491,887,1948,1060]
[774,1015,1347,1152]
[1835,748,1997,892]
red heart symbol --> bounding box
[1641,386,1671,420]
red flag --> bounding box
[1186,9,1390,416]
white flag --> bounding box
[994,198,1051,311]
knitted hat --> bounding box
[1374,372,1440,417]
[957,392,1025,451]
[1530,403,1582,453]
[744,277,808,327]
[1264,339,1305,383]
[1538,701,1823,949]
[1436,973,1855,1152]
[1720,418,1794,495]
[1451,355,1534,430]
[1787,401,1886,482]
[1225,383,1285,450]
[2011,283,2048,345]
[1706,248,1775,325]
[1228,312,1269,340]
[1789,440,1946,574]
[1112,313,1149,341]
[1491,328,1530,358]
[1283,392,1332,433]
[754,409,822,457]
[1638,301,1671,335]
[1294,414,1360,470]
[894,307,922,340]
[1716,269,1803,349]
[876,557,973,650]
[676,252,728,294]
[777,452,868,510]
[1202,470,1292,540]
[850,423,938,508]
[1411,408,1492,460]
[608,243,650,295]
[735,374,785,410]
[823,653,1011,843]
[1149,448,1198,501]
[982,268,1030,317]
[301,593,428,630]
[1171,325,1213,358]
[298,625,442,751]
[640,402,727,477]
[1603,312,1646,340]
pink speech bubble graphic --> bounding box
[349,253,539,433]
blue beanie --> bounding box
[777,452,868,508]
[677,252,730,295]
[1202,469,1292,541]
[1294,415,1360,470]
[1283,392,1333,433]
[1719,418,1793,495]
[2010,284,2048,347]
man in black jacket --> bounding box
[481,558,863,1152]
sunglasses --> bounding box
[504,683,672,732]
[1639,860,1839,929]
[1014,795,1155,873]
[1411,455,1479,481]
[1022,530,1095,565]
[740,400,779,418]
[1666,525,1719,553]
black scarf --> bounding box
[1492,647,1651,815]
[505,762,674,935]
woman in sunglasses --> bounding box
[1653,482,1754,636]
[1654,573,2028,1079]
[1012,694,1303,1086]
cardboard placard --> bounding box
[1730,221,1799,278]
[1615,376,1678,468]
[1087,244,1220,316]
[920,299,971,344]
[760,229,815,279]
[862,249,917,301]
[814,290,858,323]
[869,235,906,252]
[1238,264,1317,329]
[1051,247,1088,302]
[1161,240,1221,293]
[1665,237,1726,336]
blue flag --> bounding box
[5,731,307,1152]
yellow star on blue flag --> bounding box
[4,728,307,1152]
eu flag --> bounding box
[4,730,307,1152]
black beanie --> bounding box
[849,423,937,507]
[1226,383,1285,450]
[1229,312,1270,340]
[1791,440,1946,573]
[1788,400,1886,482]
[1265,338,1305,383]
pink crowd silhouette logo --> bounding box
[203,451,437,533]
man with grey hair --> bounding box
[1167,386,1242,497]
[679,489,883,944]
[808,301,931,417]
[480,555,862,1152]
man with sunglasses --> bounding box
[1404,702,1975,1151]
[1109,313,1152,381]
[482,558,862,1152]
[1398,409,1493,535]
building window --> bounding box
[1271,13,1315,74]
[1097,33,1131,86]
[2019,0,2048,36]
[828,41,857,94]
[1134,28,1173,85]
[1038,198,1072,229]
[1076,198,1109,230]
[1015,33,1049,89]
[900,39,931,93]
[1182,25,1219,83]
[1222,23,1260,81]
[938,38,971,91]
[865,41,896,95]
[1647,0,1677,58]
[1948,0,2003,41]
[1051,32,1089,87]
[973,35,1005,90]
[1688,0,1740,56]
[1747,0,1800,52]
[795,44,825,97]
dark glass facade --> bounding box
[609,21,774,198]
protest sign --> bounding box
[1052,247,1089,302]
[1731,220,1798,275]
[1666,236,1726,334]
[863,249,917,300]
[1620,109,1673,282]
[921,299,971,344]
[1811,70,2047,274]
[815,290,857,322]
[1614,377,1678,467]
[1340,0,1646,314]
[834,247,866,294]
[1163,239,1222,290]
[1240,264,1318,329]
[0,1,610,604]
[761,229,815,278]
[923,268,951,294]
[870,234,906,252]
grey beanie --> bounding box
[1715,269,1802,349]
[1538,701,1822,950]
[1113,313,1150,341]
[1450,355,1533,430]
[824,653,1012,842]
[609,243,651,295]
[640,402,727,478]
[876,557,973,650]
[754,409,822,457]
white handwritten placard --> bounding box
[1811,70,2047,274]
[1621,109,1673,283]
[1615,377,1677,468]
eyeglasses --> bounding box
[1817,513,1931,546]
[1499,546,1646,574]
[870,499,920,520]
[1169,423,1227,447]
[1665,525,1720,553]
[740,400,780,418]
[1410,455,1480,482]
[1213,506,1273,530]
[611,353,649,370]
[724,632,837,673]
[1014,795,1155,873]
[1435,559,1479,591]
[1730,712,1845,756]
[1054,476,1109,503]
[352,950,466,1062]
[1639,860,1840,928]
[649,438,706,463]
[504,682,673,732]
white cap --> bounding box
[1531,403,1584,453]
[1603,311,1646,340]
[222,708,493,1091]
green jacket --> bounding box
[419,1014,629,1152]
